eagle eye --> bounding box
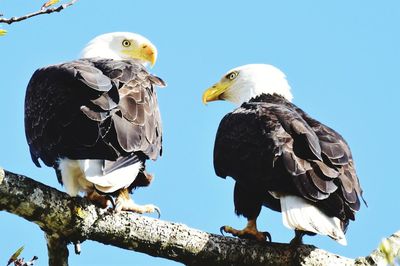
[122,40,131,47]
[226,71,238,80]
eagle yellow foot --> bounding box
[86,190,112,208]
[220,219,271,242]
[114,188,160,218]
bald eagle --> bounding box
[202,64,365,245]
[25,32,165,214]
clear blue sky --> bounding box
[1,1,399,265]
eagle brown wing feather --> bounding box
[25,58,163,175]
[213,93,364,223]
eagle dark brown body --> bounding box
[25,58,165,197]
[214,93,364,242]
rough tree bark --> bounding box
[0,168,398,266]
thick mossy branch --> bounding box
[0,168,398,265]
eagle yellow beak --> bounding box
[141,44,157,67]
[202,81,230,104]
[122,42,157,67]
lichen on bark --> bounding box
[0,168,398,266]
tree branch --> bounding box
[0,0,78,25]
[0,167,397,265]
[45,234,69,266]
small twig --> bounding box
[0,0,78,25]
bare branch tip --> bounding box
[0,0,78,25]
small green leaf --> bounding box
[0,29,7,36]
[43,0,60,8]
[7,246,24,266]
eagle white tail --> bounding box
[279,194,347,245]
[79,159,142,193]
[58,158,141,195]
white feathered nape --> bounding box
[58,158,141,195]
[279,194,347,245]
[222,64,293,105]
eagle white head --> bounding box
[81,32,157,66]
[203,64,293,105]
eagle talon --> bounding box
[262,231,272,242]
[106,195,115,209]
[115,196,160,216]
[114,201,123,212]
[219,220,267,242]
[154,206,161,219]
[219,226,227,236]
[86,190,112,209]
